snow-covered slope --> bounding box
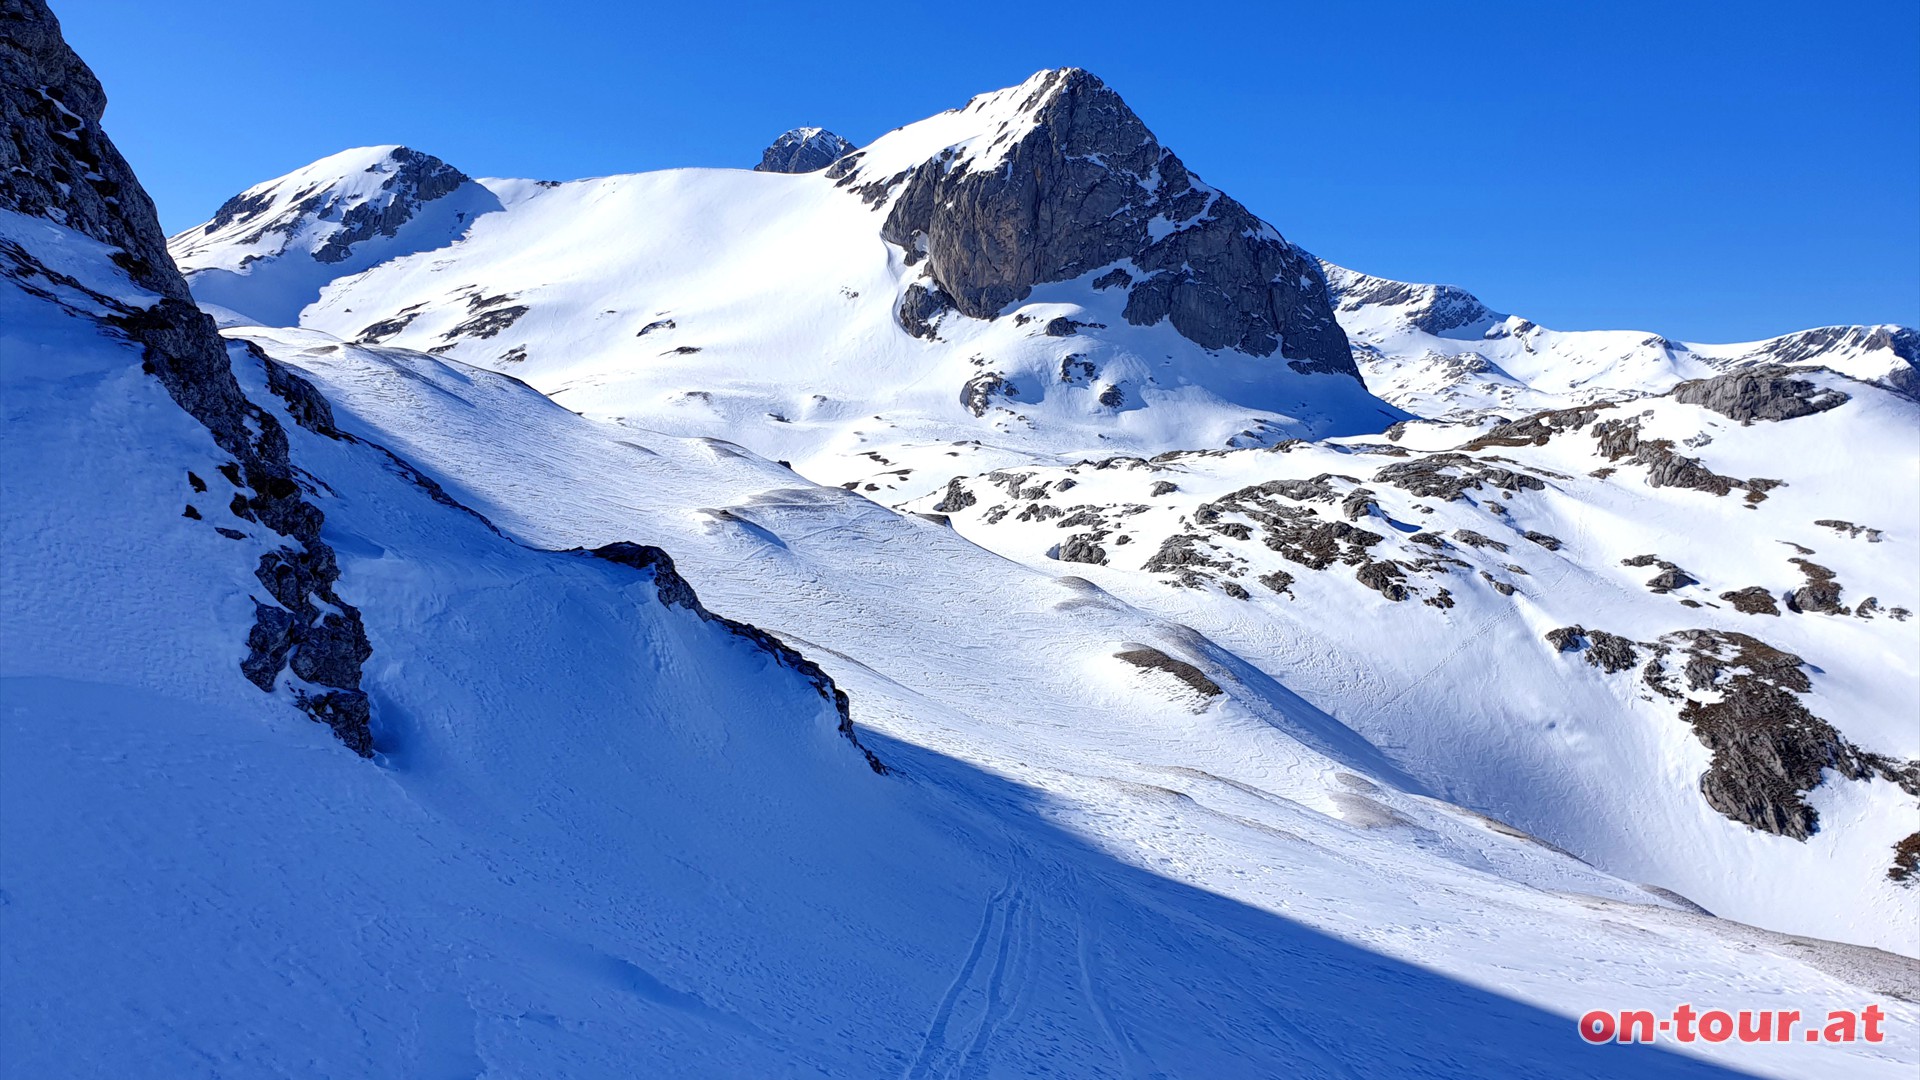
[21,162,1911,1080]
[221,317,1917,1077]
[1326,262,1919,420]
[902,368,1920,953]
[9,6,1920,1074]
[169,71,1401,499]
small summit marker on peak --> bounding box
[756,128,857,173]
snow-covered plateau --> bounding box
[3,2,1916,1076]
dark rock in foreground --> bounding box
[2,0,375,753]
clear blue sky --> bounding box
[57,0,1919,341]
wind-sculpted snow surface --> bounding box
[171,322,1913,1078]
[11,15,1920,1073]
[909,368,1920,953]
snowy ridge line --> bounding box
[258,352,885,772]
[588,542,887,774]
[1324,261,1916,421]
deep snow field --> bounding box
[6,227,1914,1078]
[4,12,1917,1076]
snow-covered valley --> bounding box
[4,2,1917,1076]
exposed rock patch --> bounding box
[1372,454,1545,502]
[754,127,856,174]
[1785,558,1849,615]
[1114,646,1222,698]
[2,1,375,753]
[898,281,954,339]
[1057,534,1108,565]
[1719,587,1781,616]
[1671,365,1850,424]
[1816,519,1883,543]
[1642,630,1917,838]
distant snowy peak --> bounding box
[170,145,501,326]
[175,145,469,267]
[754,127,855,173]
[1324,264,1501,338]
[1324,261,1919,420]
[825,68,1358,375]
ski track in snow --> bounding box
[5,65,1918,1077]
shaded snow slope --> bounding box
[21,219,1913,1077]
[10,18,1916,1073]
[185,319,1918,1078]
[1326,263,1918,420]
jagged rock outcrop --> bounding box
[1644,630,1918,839]
[1671,365,1850,423]
[1,0,375,753]
[1554,620,1919,839]
[755,127,856,174]
[830,69,1359,374]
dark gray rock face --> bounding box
[1671,365,1850,424]
[1720,586,1781,615]
[755,127,856,174]
[1548,626,1641,672]
[833,69,1358,374]
[1645,630,1918,839]
[1589,416,1779,502]
[310,148,469,263]
[2,0,374,754]
[931,477,976,513]
[1057,534,1107,565]
[1556,621,1919,839]
[1784,558,1849,615]
[897,281,954,340]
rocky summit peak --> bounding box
[755,128,856,174]
[825,68,1358,375]
[189,144,471,261]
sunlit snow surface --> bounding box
[2,76,1912,1077]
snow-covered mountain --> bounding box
[167,144,501,327]
[168,69,1400,502]
[7,2,1919,1075]
[1326,262,1918,420]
